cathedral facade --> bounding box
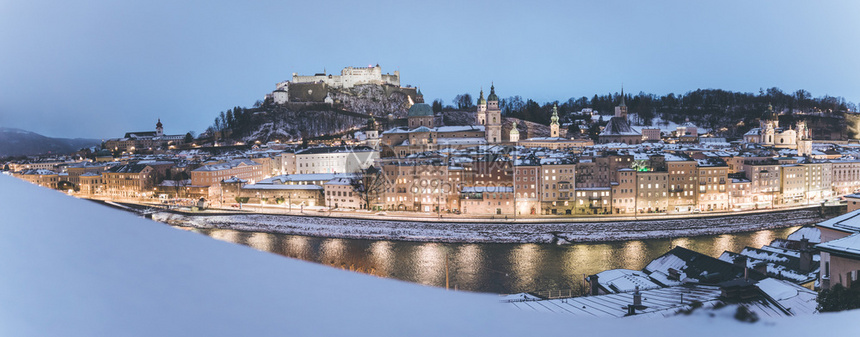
[743,104,812,155]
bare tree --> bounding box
[351,166,385,210]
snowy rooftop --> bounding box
[436,137,487,145]
[816,233,860,258]
[192,159,259,172]
[434,125,485,133]
[595,269,662,293]
[815,209,860,234]
[242,184,324,190]
[260,173,355,184]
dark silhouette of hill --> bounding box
[0,128,100,157]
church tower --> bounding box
[510,122,520,142]
[476,89,487,125]
[761,103,777,145]
[761,103,779,129]
[797,120,812,156]
[156,119,164,137]
[550,104,560,138]
[485,84,502,144]
[614,87,628,119]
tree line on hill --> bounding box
[431,87,855,139]
[208,87,855,143]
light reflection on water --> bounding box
[191,226,800,295]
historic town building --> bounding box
[744,104,813,155]
[103,119,187,153]
[598,90,642,145]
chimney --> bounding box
[633,286,642,307]
[733,255,747,269]
[800,237,810,250]
[799,248,813,274]
[754,261,768,276]
[626,305,636,316]
[587,274,600,295]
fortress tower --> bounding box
[485,84,502,144]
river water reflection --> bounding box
[189,226,800,295]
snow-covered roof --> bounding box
[192,159,258,172]
[18,169,58,175]
[260,173,354,184]
[815,209,860,234]
[436,138,487,145]
[816,233,860,259]
[242,184,323,190]
[594,269,662,293]
[599,117,641,136]
[755,278,818,316]
[325,177,353,186]
[787,227,821,243]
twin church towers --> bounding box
[475,85,502,143]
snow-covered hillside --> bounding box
[240,108,365,142]
[331,84,413,118]
[1,175,858,336]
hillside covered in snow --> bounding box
[209,83,418,143]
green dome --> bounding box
[407,103,434,117]
[487,84,499,101]
[477,89,486,105]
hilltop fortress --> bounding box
[267,65,419,106]
[290,64,400,89]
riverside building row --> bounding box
[8,144,858,216]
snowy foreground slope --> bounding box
[0,175,857,336]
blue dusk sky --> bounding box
[1,0,858,139]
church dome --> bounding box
[487,84,499,102]
[477,89,486,105]
[407,103,434,117]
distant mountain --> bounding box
[0,128,101,157]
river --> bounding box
[183,225,800,295]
